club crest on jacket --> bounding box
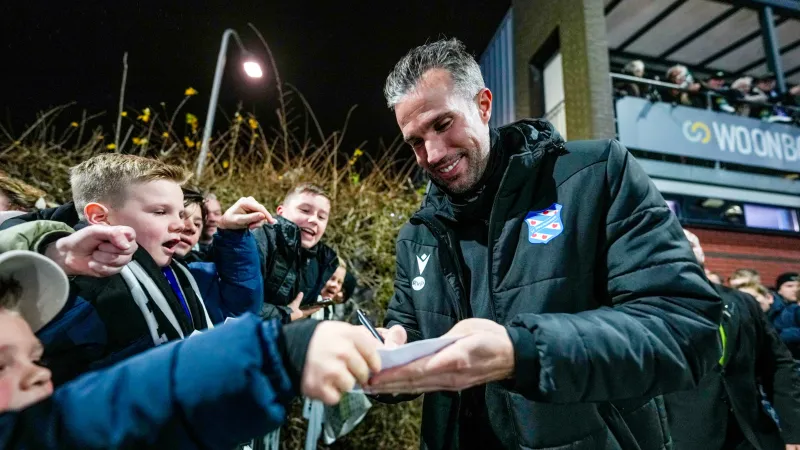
[525,203,564,244]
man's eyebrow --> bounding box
[404,113,451,144]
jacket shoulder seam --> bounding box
[554,159,608,190]
[606,205,670,228]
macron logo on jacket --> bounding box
[413,254,430,291]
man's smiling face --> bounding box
[395,68,492,195]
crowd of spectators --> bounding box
[615,59,800,125]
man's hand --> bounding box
[218,196,276,230]
[45,225,137,277]
[366,318,515,394]
[288,293,320,321]
[377,325,407,349]
[301,321,382,405]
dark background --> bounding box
[0,0,510,154]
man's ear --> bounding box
[276,204,284,216]
[84,203,111,225]
[476,88,493,125]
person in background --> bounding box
[706,270,722,285]
[0,174,53,227]
[764,272,800,360]
[174,188,265,324]
[321,258,347,304]
[665,64,703,107]
[0,174,49,213]
[175,188,207,264]
[777,273,799,303]
[320,258,355,322]
[704,71,736,114]
[665,230,800,450]
[196,192,222,258]
[615,59,646,98]
[730,76,765,117]
[730,268,761,289]
[738,282,775,313]
[752,73,793,123]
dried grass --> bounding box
[0,84,425,450]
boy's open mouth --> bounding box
[162,239,180,251]
[300,227,316,237]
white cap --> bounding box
[0,250,69,332]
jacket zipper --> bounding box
[411,216,467,321]
[484,142,564,322]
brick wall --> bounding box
[686,226,800,288]
[512,0,615,140]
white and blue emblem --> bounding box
[524,203,564,244]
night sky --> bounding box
[0,0,510,154]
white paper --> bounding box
[377,336,461,371]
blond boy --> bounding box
[46,154,269,384]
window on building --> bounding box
[665,199,680,217]
[744,204,800,232]
[542,52,566,139]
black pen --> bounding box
[356,308,384,343]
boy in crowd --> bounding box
[174,188,265,324]
[0,174,50,213]
[321,258,347,304]
[664,230,800,450]
[252,183,340,323]
[175,188,208,264]
[730,268,761,289]
[44,154,272,384]
[0,174,53,227]
[773,272,800,359]
[736,269,800,358]
[0,175,78,232]
[195,192,222,259]
[321,258,360,322]
[739,282,775,313]
[777,272,799,303]
[0,245,383,449]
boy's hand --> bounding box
[45,225,137,277]
[288,293,320,321]
[301,321,382,405]
[218,196,276,230]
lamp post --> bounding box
[195,28,263,180]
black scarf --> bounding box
[447,129,508,222]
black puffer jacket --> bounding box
[665,284,800,450]
[382,120,722,450]
[252,216,338,323]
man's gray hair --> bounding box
[384,38,485,109]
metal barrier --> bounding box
[610,72,800,116]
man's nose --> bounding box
[424,137,447,167]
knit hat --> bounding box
[776,272,799,291]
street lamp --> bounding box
[195,29,264,180]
